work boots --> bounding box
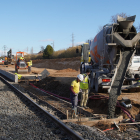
[71,108,78,118]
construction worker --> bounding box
[70,74,83,117]
[27,60,32,73]
[80,69,91,109]
[19,57,23,60]
[15,73,22,79]
[122,74,140,90]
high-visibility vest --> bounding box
[19,57,23,60]
[15,73,22,79]
[30,60,32,66]
[27,60,32,66]
[80,74,89,89]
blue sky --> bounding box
[0,0,140,55]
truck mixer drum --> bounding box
[86,15,140,118]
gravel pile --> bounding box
[0,80,72,140]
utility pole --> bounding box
[72,33,74,47]
[51,41,54,50]
[3,45,7,56]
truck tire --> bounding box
[95,76,99,93]
[80,64,82,74]
[80,64,85,74]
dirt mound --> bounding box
[35,77,71,98]
[32,57,80,70]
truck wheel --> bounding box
[80,65,82,74]
[80,64,85,74]
[95,77,99,93]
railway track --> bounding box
[0,75,84,140]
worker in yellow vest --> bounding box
[80,69,91,109]
[15,73,22,79]
[27,60,32,73]
[70,74,84,118]
[19,57,24,60]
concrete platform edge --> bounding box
[0,69,18,83]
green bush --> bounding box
[43,45,54,59]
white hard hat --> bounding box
[77,74,83,81]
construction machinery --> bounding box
[4,49,15,65]
[15,52,29,73]
[79,15,140,118]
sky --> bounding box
[0,0,140,55]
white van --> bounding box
[129,56,140,71]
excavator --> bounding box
[4,49,15,65]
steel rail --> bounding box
[0,75,84,140]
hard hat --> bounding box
[77,74,83,81]
[134,74,139,79]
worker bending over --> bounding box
[70,74,83,118]
[80,69,91,109]
[122,74,140,90]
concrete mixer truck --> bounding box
[79,15,140,118]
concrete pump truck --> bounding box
[79,15,140,118]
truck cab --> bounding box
[80,43,92,73]
[129,56,140,71]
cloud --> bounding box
[39,39,54,42]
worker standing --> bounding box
[27,60,32,73]
[80,69,91,109]
[70,74,83,118]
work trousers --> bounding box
[80,89,89,107]
[70,92,78,114]
[28,66,31,73]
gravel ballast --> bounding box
[0,80,71,140]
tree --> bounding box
[110,12,129,23]
[43,45,53,59]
